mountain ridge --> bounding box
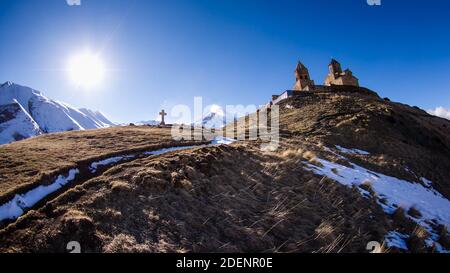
[0,82,114,144]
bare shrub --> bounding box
[359,180,376,197]
[407,206,422,219]
[392,207,406,221]
[408,225,429,252]
[302,150,322,166]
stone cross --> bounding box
[159,109,167,125]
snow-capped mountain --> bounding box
[0,81,114,145]
[135,120,160,126]
[0,100,42,144]
[199,111,226,128]
[79,108,115,128]
[194,105,236,128]
[116,120,160,126]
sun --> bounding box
[67,51,105,89]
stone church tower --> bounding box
[329,59,342,76]
[324,59,359,87]
[293,61,315,91]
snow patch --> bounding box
[425,237,450,253]
[335,145,370,155]
[404,166,417,178]
[385,231,409,250]
[303,156,450,252]
[144,145,203,156]
[90,137,236,172]
[420,177,433,187]
[89,155,135,173]
[0,138,236,223]
[0,169,79,221]
[211,136,236,145]
[144,137,235,156]
[303,158,450,227]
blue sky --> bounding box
[0,0,449,123]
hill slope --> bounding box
[0,87,449,253]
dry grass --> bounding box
[314,221,335,239]
[0,126,203,201]
[226,90,450,200]
[407,225,430,252]
[103,234,150,253]
[109,180,132,194]
[0,143,393,253]
[61,209,93,227]
[1,87,449,253]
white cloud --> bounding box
[427,106,450,120]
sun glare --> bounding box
[67,51,105,89]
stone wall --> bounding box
[270,85,379,106]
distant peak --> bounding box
[0,81,43,96]
[1,81,14,88]
[208,105,225,116]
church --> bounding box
[270,59,361,105]
[293,58,359,91]
[292,61,315,91]
[323,59,359,87]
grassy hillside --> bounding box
[226,89,450,199]
[0,126,201,202]
[1,87,449,253]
